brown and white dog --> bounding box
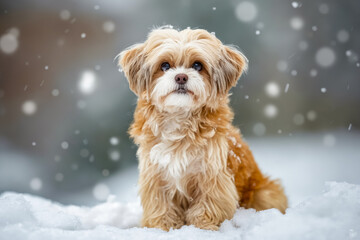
[118,27,287,231]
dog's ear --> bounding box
[118,43,149,96]
[215,46,248,94]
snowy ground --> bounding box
[1,130,360,240]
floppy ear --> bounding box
[118,43,149,96]
[215,46,248,94]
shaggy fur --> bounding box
[118,27,287,231]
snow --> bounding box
[315,47,336,68]
[51,89,60,97]
[319,4,330,14]
[22,100,37,116]
[235,2,257,22]
[310,69,318,77]
[284,83,290,93]
[265,82,280,98]
[109,137,119,146]
[306,110,317,121]
[1,131,360,239]
[264,104,278,118]
[103,21,116,33]
[0,31,19,54]
[59,10,71,21]
[252,122,266,136]
[79,70,96,94]
[1,182,359,240]
[290,17,304,30]
[291,2,300,9]
[61,141,69,149]
[108,149,121,161]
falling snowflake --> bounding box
[315,47,336,68]
[30,178,42,191]
[103,21,115,33]
[284,83,290,93]
[307,110,317,121]
[290,17,304,30]
[108,149,120,161]
[291,2,300,8]
[319,3,329,14]
[93,183,110,201]
[310,69,318,77]
[109,137,119,146]
[265,82,280,98]
[0,31,19,54]
[277,60,288,72]
[253,123,266,136]
[337,30,349,43]
[264,104,278,118]
[79,70,96,94]
[345,50,359,63]
[235,2,258,22]
[59,10,71,21]
[291,70,297,76]
[51,89,60,96]
[22,100,37,115]
[61,141,69,150]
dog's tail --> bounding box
[242,178,288,214]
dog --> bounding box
[118,27,287,231]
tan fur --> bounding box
[119,27,287,231]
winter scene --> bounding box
[0,0,360,239]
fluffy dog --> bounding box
[118,27,287,231]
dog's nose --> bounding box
[174,73,188,84]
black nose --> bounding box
[175,73,188,84]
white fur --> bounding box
[149,140,205,194]
[151,67,207,112]
[148,111,205,193]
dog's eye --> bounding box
[192,62,202,71]
[161,62,170,71]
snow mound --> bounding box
[1,182,359,240]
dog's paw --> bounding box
[143,215,185,231]
[186,214,220,231]
[197,224,219,231]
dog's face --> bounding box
[119,28,248,112]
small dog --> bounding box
[118,27,287,231]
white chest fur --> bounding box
[149,141,204,180]
[148,113,205,181]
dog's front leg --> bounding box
[139,168,185,231]
[185,171,238,230]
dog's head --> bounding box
[119,27,248,112]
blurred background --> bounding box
[0,0,359,206]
